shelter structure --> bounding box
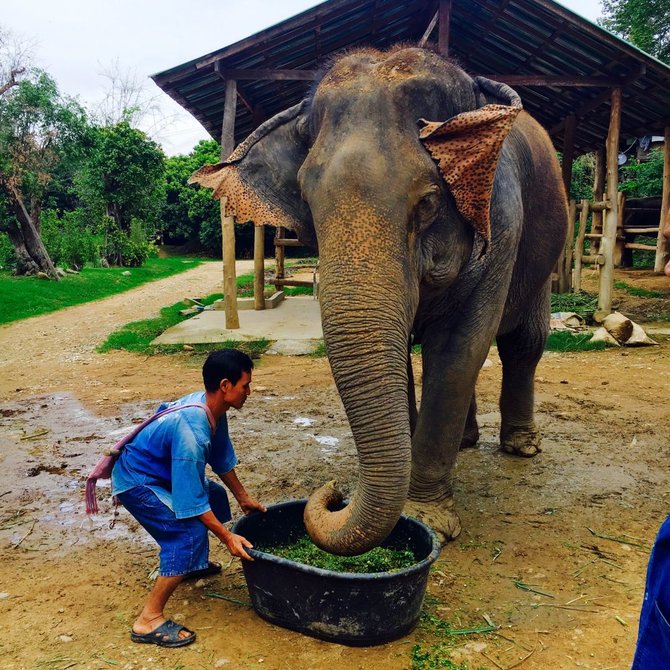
[152,0,670,326]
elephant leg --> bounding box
[460,394,479,449]
[406,328,495,543]
[496,286,550,457]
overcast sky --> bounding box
[2,0,605,155]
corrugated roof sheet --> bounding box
[152,0,670,154]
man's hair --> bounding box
[202,348,253,391]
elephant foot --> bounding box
[500,428,542,457]
[459,433,479,450]
[404,498,462,545]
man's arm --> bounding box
[219,468,267,515]
[198,509,254,560]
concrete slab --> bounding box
[152,296,323,350]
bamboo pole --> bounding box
[573,199,590,292]
[596,88,621,321]
[654,125,670,273]
[220,79,240,329]
[254,224,265,310]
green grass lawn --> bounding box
[0,257,206,326]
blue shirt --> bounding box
[111,392,237,519]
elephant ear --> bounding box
[418,79,522,244]
[189,100,315,247]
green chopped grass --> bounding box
[550,291,599,320]
[257,535,417,573]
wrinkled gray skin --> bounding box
[198,47,567,555]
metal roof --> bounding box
[151,0,670,155]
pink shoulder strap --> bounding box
[85,401,216,515]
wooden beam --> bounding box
[438,0,452,56]
[418,10,438,47]
[221,79,240,330]
[482,75,629,87]
[549,65,645,136]
[655,125,670,273]
[220,68,319,81]
[596,88,622,320]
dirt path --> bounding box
[0,265,669,670]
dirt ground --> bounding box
[1,261,669,670]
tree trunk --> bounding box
[4,220,41,275]
[2,184,59,279]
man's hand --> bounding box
[238,496,267,516]
[219,469,267,516]
[223,531,255,561]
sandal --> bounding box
[183,561,222,581]
[130,620,196,648]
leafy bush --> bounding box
[101,217,156,267]
[41,208,99,269]
[0,232,16,270]
[620,150,664,197]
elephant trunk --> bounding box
[304,246,416,555]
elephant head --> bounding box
[191,47,522,555]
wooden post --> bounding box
[614,191,625,266]
[573,199,590,292]
[254,224,265,310]
[221,79,240,329]
[274,226,286,292]
[557,199,577,293]
[591,147,605,256]
[438,0,452,56]
[654,125,670,273]
[596,88,621,321]
[562,114,577,197]
[552,113,577,293]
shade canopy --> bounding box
[152,0,670,155]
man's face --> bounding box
[222,370,252,410]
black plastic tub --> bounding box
[232,499,441,646]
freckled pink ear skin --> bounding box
[418,104,522,243]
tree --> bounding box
[0,26,31,97]
[0,70,88,277]
[600,0,670,63]
[76,121,165,265]
[162,139,220,248]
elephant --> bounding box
[191,46,568,556]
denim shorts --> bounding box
[117,480,231,577]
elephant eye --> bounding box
[414,186,441,229]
